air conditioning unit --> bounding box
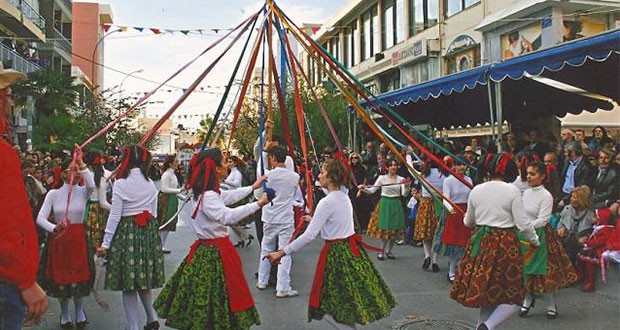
[374,52,385,62]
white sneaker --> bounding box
[276,290,298,298]
[256,283,267,290]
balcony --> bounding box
[53,28,71,55]
[0,42,42,73]
[7,0,46,30]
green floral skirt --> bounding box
[85,201,108,250]
[154,244,260,330]
[308,240,396,325]
[158,192,179,231]
[105,216,164,291]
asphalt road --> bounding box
[31,203,619,330]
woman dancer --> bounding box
[223,155,254,247]
[358,159,408,260]
[441,161,472,282]
[97,145,164,330]
[37,150,96,328]
[414,159,446,271]
[154,148,268,330]
[268,159,396,330]
[519,162,578,319]
[84,150,112,251]
[450,153,539,330]
[157,156,182,254]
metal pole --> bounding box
[494,81,503,152]
[91,29,122,92]
[487,82,496,145]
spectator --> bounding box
[560,141,596,206]
[557,186,597,265]
[470,138,483,156]
[543,152,563,208]
[505,132,521,155]
[587,150,599,168]
[588,125,614,152]
[361,142,377,169]
[560,128,575,148]
[0,63,48,328]
[591,148,619,209]
[526,129,550,160]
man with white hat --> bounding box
[0,62,48,329]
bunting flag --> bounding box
[101,23,292,36]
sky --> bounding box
[77,0,349,130]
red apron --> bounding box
[186,237,254,312]
[309,234,382,309]
[441,203,471,247]
[45,224,91,285]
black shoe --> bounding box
[546,305,558,319]
[144,320,160,330]
[386,252,395,260]
[422,257,431,270]
[519,297,536,317]
[447,273,455,282]
[477,323,489,330]
[162,248,171,254]
[246,235,254,247]
[60,317,73,329]
[431,263,440,273]
[234,240,245,248]
[75,311,88,329]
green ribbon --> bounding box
[470,225,492,257]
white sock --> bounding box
[522,293,533,309]
[323,314,357,330]
[386,240,395,253]
[423,240,432,259]
[431,251,438,264]
[543,293,556,312]
[159,231,169,248]
[484,304,520,329]
[74,297,86,322]
[60,299,71,324]
[477,306,493,328]
[123,291,140,330]
[449,256,457,276]
[381,240,388,253]
[138,289,158,323]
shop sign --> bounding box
[445,35,477,56]
[391,39,427,65]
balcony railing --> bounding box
[59,0,72,13]
[7,0,46,30]
[0,42,42,73]
[53,28,71,55]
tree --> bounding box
[12,68,79,119]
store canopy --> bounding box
[356,29,619,128]
[490,29,620,102]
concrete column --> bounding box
[377,0,384,51]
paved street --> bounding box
[32,205,619,330]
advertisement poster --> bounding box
[501,22,542,59]
[561,15,607,42]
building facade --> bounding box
[306,0,619,133]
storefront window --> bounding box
[445,46,480,75]
[400,57,439,87]
[379,69,401,93]
[409,0,439,36]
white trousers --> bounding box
[257,223,294,291]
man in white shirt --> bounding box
[256,146,300,298]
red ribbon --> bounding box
[134,211,154,227]
[309,234,382,309]
[186,237,254,312]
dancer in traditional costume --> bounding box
[154,148,268,330]
[268,159,396,330]
[440,161,472,282]
[36,151,96,329]
[97,145,164,330]
[450,153,539,330]
[359,159,408,260]
[413,160,446,271]
[223,155,254,247]
[157,155,182,254]
[518,162,578,319]
[84,150,112,251]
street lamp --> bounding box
[91,28,122,92]
[119,69,144,99]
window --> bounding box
[400,57,439,87]
[409,0,439,36]
[346,21,357,67]
[382,0,405,50]
[445,0,480,17]
[361,8,377,60]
